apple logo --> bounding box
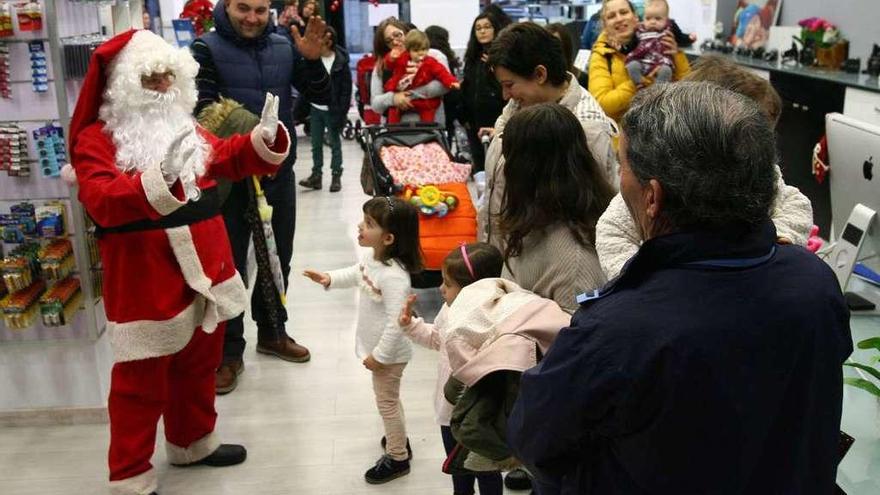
[865,156,874,181]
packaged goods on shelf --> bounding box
[0,125,30,176]
[38,238,73,281]
[0,4,12,38]
[16,1,43,33]
[0,201,37,242]
[1,278,45,328]
[40,276,81,326]
[0,42,9,99]
[61,34,106,79]
[1,241,39,293]
[33,124,67,178]
[35,201,66,237]
[28,41,48,93]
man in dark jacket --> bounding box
[299,26,352,192]
[191,0,331,393]
[508,82,853,495]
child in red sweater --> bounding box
[384,30,460,123]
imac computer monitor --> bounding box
[826,113,880,241]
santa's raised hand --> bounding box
[161,128,196,185]
[259,93,280,145]
[291,15,329,60]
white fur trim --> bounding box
[166,431,221,466]
[109,467,157,495]
[250,123,290,165]
[141,165,186,216]
[109,299,203,362]
[165,226,246,332]
[166,226,216,297]
[109,274,246,363]
[103,30,200,117]
[212,273,247,323]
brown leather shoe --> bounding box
[256,336,311,363]
[215,360,244,395]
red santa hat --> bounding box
[68,29,137,154]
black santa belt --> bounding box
[94,187,221,237]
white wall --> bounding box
[410,0,481,50]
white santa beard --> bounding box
[100,87,209,201]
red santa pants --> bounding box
[108,324,224,494]
[386,97,443,124]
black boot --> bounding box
[380,435,412,460]
[298,172,322,190]
[364,454,410,484]
[329,173,342,193]
[171,444,247,468]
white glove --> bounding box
[259,93,280,145]
[161,128,197,186]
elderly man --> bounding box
[70,29,289,494]
[507,82,852,494]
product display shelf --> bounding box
[0,0,104,346]
[0,0,142,422]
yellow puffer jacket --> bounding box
[588,31,690,122]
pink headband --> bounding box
[460,243,475,279]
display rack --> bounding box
[0,0,144,423]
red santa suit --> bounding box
[383,51,458,123]
[68,30,290,495]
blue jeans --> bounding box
[309,106,343,176]
[440,425,503,495]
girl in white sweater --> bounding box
[398,242,505,495]
[303,197,422,485]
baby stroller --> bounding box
[364,122,478,288]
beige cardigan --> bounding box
[501,224,607,314]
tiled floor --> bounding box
[0,135,514,494]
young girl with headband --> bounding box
[398,242,505,495]
[304,196,422,484]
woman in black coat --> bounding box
[460,12,506,173]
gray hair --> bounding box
[621,81,777,230]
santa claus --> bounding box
[68,29,290,495]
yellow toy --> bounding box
[402,185,459,217]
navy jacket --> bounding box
[508,220,852,495]
[191,3,329,157]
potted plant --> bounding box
[844,337,880,398]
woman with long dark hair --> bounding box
[498,103,613,314]
[369,17,452,125]
[460,12,506,172]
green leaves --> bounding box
[843,338,880,398]
[844,362,880,382]
[856,337,880,351]
[844,377,880,398]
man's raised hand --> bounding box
[291,15,329,61]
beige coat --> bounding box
[595,165,814,279]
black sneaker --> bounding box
[365,454,410,484]
[380,436,413,460]
[504,467,533,490]
[171,444,247,468]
